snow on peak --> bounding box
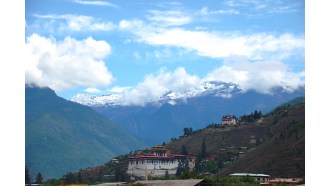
[71,81,243,107]
[71,93,122,106]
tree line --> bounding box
[25,167,43,185]
[239,110,262,122]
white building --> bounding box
[230,173,270,182]
[127,146,194,178]
[222,114,237,125]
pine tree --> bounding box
[201,141,206,159]
[64,172,76,184]
[25,167,31,184]
[253,110,258,120]
[35,172,43,184]
[176,159,184,176]
[78,171,82,183]
[194,141,207,173]
[176,158,189,176]
[194,155,202,173]
[183,127,193,136]
[181,145,188,155]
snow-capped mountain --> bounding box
[70,80,305,145]
[71,93,122,106]
[71,81,243,107]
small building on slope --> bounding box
[229,173,270,182]
[222,114,237,125]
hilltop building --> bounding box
[222,114,237,125]
[127,146,195,178]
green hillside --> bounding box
[25,85,148,179]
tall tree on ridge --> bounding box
[35,172,43,184]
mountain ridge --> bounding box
[71,81,245,107]
[25,85,148,179]
[71,81,304,107]
[71,82,304,145]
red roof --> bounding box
[129,154,187,159]
[174,154,187,157]
[222,118,235,121]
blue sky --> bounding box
[25,0,305,102]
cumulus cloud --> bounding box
[25,34,114,92]
[119,19,304,60]
[33,14,116,32]
[113,58,304,105]
[121,67,201,105]
[205,56,305,94]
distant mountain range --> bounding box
[25,85,148,180]
[71,81,305,145]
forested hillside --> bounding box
[25,85,147,179]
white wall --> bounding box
[127,159,179,177]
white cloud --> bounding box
[122,67,201,105]
[224,0,303,15]
[147,10,192,26]
[85,87,102,93]
[225,0,241,7]
[25,34,114,92]
[33,14,116,32]
[72,0,119,7]
[200,7,240,15]
[107,86,131,93]
[224,0,267,9]
[269,5,299,14]
[114,57,304,105]
[205,56,305,94]
[153,48,173,59]
[119,19,304,60]
[119,19,148,35]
